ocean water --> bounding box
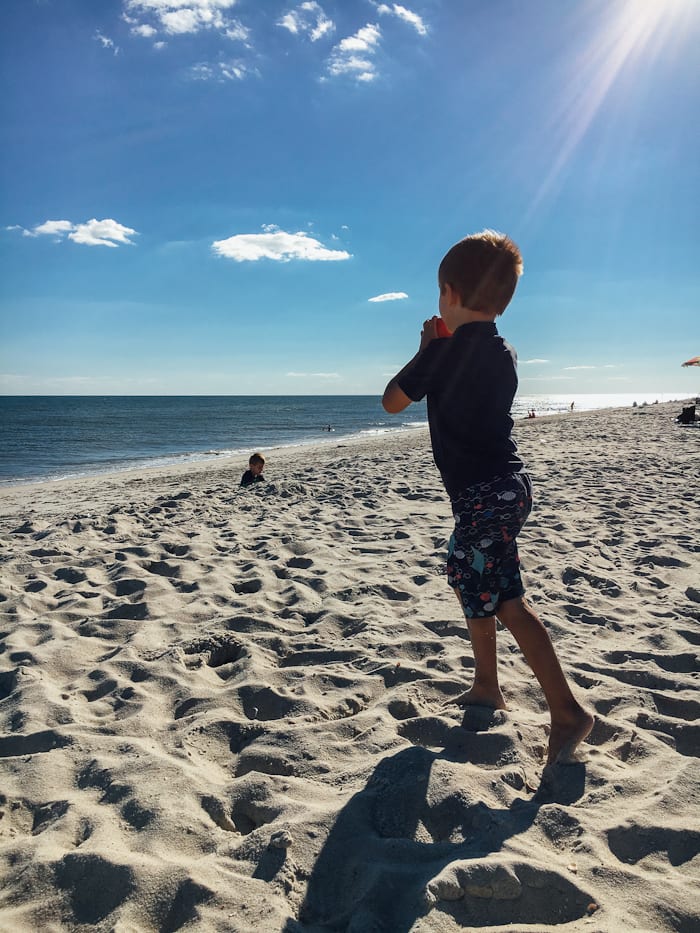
[0,392,688,486]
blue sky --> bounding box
[1,0,698,395]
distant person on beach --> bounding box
[382,230,593,765]
[240,452,266,487]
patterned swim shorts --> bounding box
[446,473,533,619]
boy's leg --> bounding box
[446,475,530,713]
[496,596,594,764]
[449,589,506,709]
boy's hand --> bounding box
[382,315,448,413]
[420,316,441,349]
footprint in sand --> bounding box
[112,578,146,598]
[81,676,119,703]
[182,635,246,671]
[650,692,700,722]
[78,669,144,719]
[54,568,87,585]
[201,779,279,835]
[387,698,421,720]
[0,798,69,836]
[0,729,72,758]
[54,853,136,924]
[606,821,700,866]
[121,798,156,830]
[561,567,621,598]
[286,556,313,570]
[161,542,190,557]
[143,560,180,578]
[604,649,698,674]
[635,711,699,757]
[103,602,149,621]
[397,715,515,766]
[425,859,595,927]
[233,578,263,595]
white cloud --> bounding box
[94,31,120,53]
[69,219,137,247]
[563,365,597,371]
[13,218,137,247]
[212,226,351,262]
[124,0,239,37]
[368,291,408,302]
[279,13,299,34]
[132,23,157,37]
[278,2,334,42]
[32,220,75,237]
[287,372,340,378]
[191,63,215,79]
[162,9,202,33]
[219,60,250,80]
[328,23,381,81]
[375,3,427,36]
[225,20,250,42]
[191,59,252,81]
[522,358,550,364]
[336,23,380,53]
[329,56,376,81]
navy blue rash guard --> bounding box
[398,321,524,499]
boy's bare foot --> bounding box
[547,709,594,765]
[447,684,507,710]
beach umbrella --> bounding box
[681,356,700,367]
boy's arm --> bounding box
[382,316,441,413]
[382,360,418,413]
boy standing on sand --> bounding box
[382,231,593,765]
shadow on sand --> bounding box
[283,714,591,931]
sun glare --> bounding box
[525,0,698,219]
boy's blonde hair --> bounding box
[249,452,265,467]
[438,230,523,316]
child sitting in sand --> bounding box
[382,230,593,765]
[240,452,266,487]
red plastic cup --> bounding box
[435,318,452,338]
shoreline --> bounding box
[0,425,431,515]
[1,399,698,931]
[0,399,692,513]
[0,422,429,495]
[2,396,693,498]
[1,394,692,492]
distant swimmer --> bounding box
[322,424,333,432]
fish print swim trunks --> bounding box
[446,473,533,618]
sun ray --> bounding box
[524,0,698,221]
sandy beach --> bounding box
[0,400,698,932]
